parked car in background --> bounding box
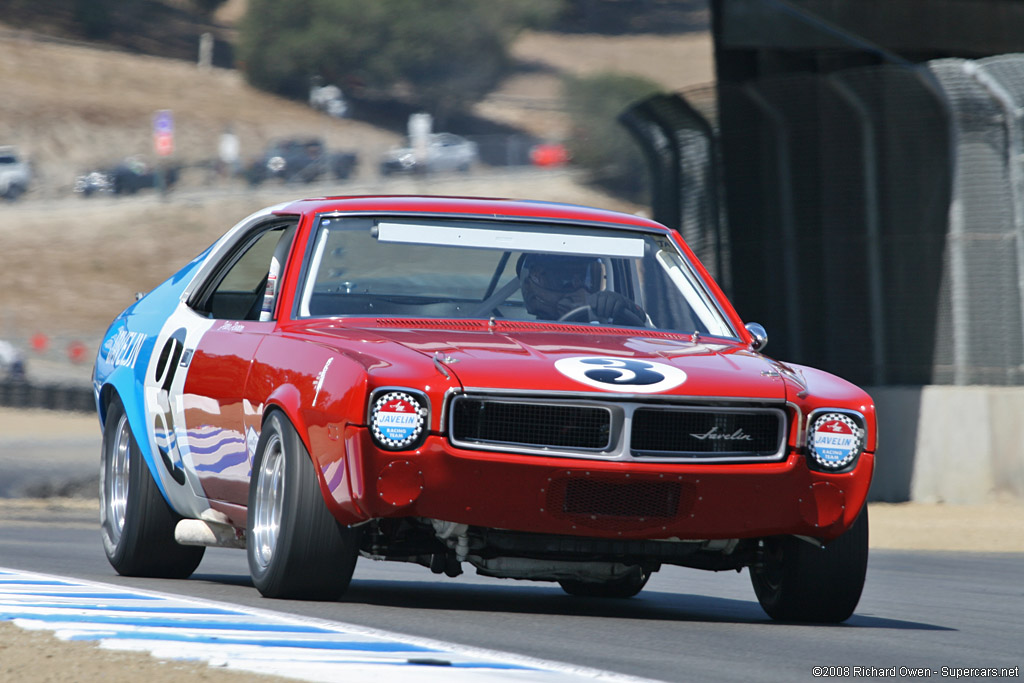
[74,157,179,197]
[93,194,876,623]
[73,170,113,197]
[0,340,26,381]
[380,133,478,175]
[309,81,348,119]
[0,146,31,200]
[246,137,358,186]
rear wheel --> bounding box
[559,566,650,599]
[750,507,869,622]
[247,410,361,600]
[99,396,204,578]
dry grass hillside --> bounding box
[0,26,401,191]
[0,24,713,193]
[0,21,713,376]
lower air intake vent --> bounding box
[545,472,695,532]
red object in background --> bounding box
[530,142,569,167]
[30,333,49,353]
[67,340,88,364]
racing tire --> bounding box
[2,183,25,201]
[247,410,360,600]
[750,507,869,623]
[99,396,205,578]
[559,567,650,599]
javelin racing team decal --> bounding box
[371,391,426,449]
[808,413,863,469]
[554,357,687,393]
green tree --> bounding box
[563,71,661,200]
[239,0,561,122]
[72,0,126,38]
[190,0,229,18]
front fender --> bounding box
[264,383,308,450]
[789,364,877,454]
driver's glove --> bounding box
[587,291,645,326]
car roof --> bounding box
[272,195,670,233]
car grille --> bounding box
[450,398,611,450]
[631,407,782,458]
[448,394,786,462]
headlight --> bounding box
[807,412,864,471]
[369,390,428,451]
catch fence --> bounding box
[624,54,1024,386]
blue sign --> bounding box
[153,110,173,135]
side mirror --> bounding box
[745,322,768,351]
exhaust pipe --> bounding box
[174,519,246,549]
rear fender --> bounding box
[94,304,215,520]
[97,366,181,503]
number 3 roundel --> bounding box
[554,357,687,393]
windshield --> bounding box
[297,215,736,337]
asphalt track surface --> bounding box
[0,502,1020,683]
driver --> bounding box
[517,253,646,326]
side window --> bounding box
[192,224,294,320]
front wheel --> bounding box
[247,410,361,600]
[99,396,204,578]
[750,507,869,622]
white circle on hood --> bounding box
[554,356,687,393]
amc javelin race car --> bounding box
[93,195,875,622]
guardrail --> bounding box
[0,380,94,413]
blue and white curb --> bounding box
[0,567,659,682]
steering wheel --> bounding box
[557,304,598,323]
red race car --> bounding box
[93,195,875,622]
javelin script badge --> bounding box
[690,426,754,441]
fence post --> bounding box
[970,61,1024,384]
[736,85,803,361]
[825,76,887,385]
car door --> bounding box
[181,219,298,509]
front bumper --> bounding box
[325,428,873,542]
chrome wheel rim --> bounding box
[103,413,132,546]
[252,433,285,570]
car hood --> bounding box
[316,324,790,401]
